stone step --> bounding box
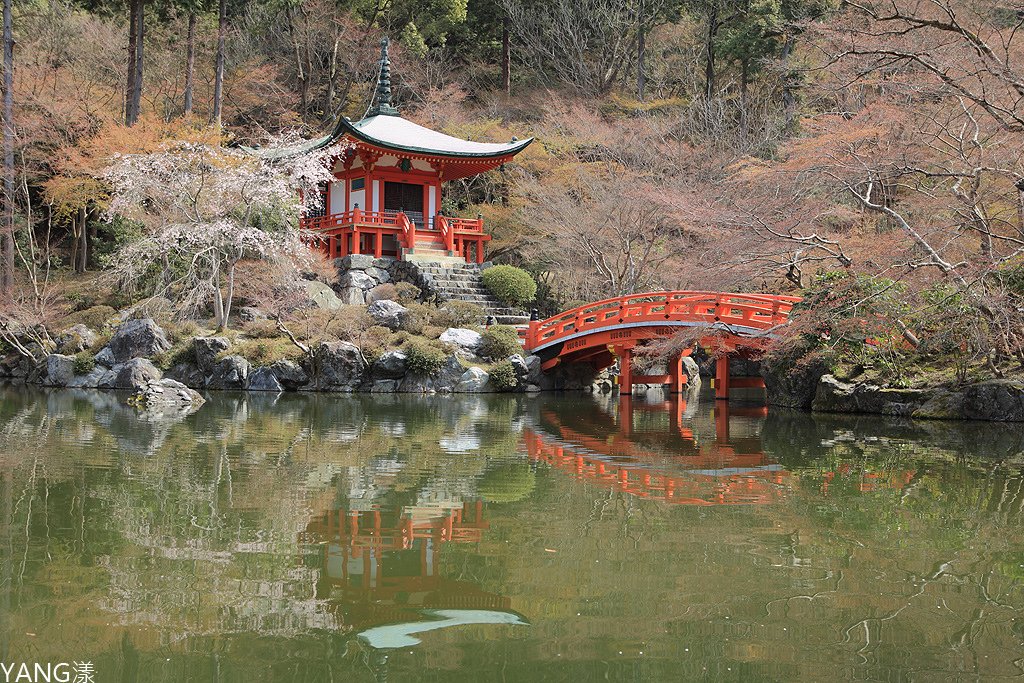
[495,316,530,325]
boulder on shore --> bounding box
[206,355,249,390]
[44,354,77,387]
[310,341,366,392]
[126,378,205,416]
[105,318,171,363]
[248,367,283,392]
[456,366,491,393]
[439,328,483,356]
[113,358,162,390]
[372,350,408,380]
[194,336,230,371]
[56,324,98,354]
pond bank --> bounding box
[5,314,1023,422]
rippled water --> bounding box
[0,386,1022,681]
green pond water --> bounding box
[0,386,1022,682]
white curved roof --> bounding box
[344,115,532,158]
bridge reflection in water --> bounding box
[527,396,791,506]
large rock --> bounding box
[206,355,250,390]
[269,359,309,390]
[304,280,344,310]
[812,374,929,417]
[761,350,830,409]
[126,378,205,416]
[340,270,377,290]
[44,354,76,387]
[193,336,230,371]
[66,366,117,389]
[399,354,465,394]
[339,254,375,270]
[371,350,408,379]
[113,358,162,390]
[365,266,391,283]
[106,318,171,363]
[56,324,98,354]
[456,366,490,393]
[439,328,483,355]
[961,380,1024,421]
[165,361,205,389]
[524,355,542,385]
[311,341,366,391]
[95,346,116,368]
[337,287,366,306]
[248,367,283,392]
[367,300,409,331]
[508,354,530,387]
[680,355,702,394]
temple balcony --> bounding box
[301,208,490,264]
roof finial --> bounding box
[370,37,399,117]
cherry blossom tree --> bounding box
[102,136,345,330]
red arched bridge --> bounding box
[521,291,802,399]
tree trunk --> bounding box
[126,0,144,126]
[704,5,718,99]
[125,0,137,124]
[183,12,196,116]
[211,0,227,128]
[780,35,797,133]
[324,36,339,120]
[1,0,13,290]
[501,15,511,95]
[740,58,749,138]
[76,206,87,273]
[637,25,645,101]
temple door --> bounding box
[384,182,425,228]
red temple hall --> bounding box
[299,38,532,264]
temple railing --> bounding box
[301,209,488,262]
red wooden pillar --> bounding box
[617,347,633,395]
[715,403,730,443]
[618,394,633,438]
[715,355,730,401]
[374,230,383,258]
[670,354,690,394]
[476,238,485,264]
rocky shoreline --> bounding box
[4,311,1023,422]
[762,357,1024,422]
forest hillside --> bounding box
[1,0,1023,392]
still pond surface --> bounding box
[0,386,1022,681]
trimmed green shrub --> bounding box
[481,265,537,307]
[480,325,522,360]
[404,338,448,376]
[72,351,95,375]
[488,359,518,391]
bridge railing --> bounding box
[523,291,802,352]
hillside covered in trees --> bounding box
[1,0,1023,394]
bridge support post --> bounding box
[670,354,690,394]
[714,356,730,401]
[615,346,633,396]
[715,402,730,443]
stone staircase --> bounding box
[413,261,530,326]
